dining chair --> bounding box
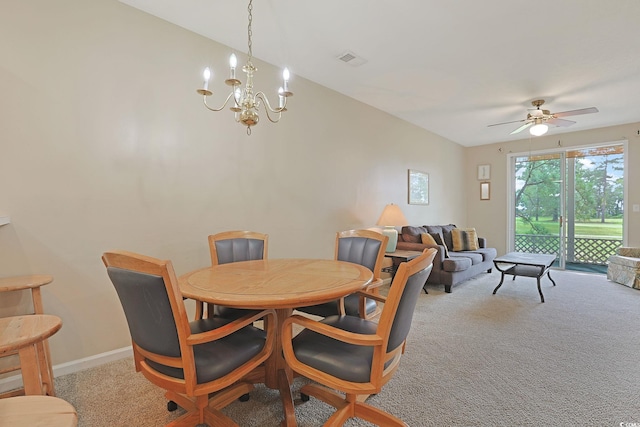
[195,230,269,320]
[102,250,275,427]
[296,229,388,319]
[282,248,437,426]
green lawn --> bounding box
[516,217,622,238]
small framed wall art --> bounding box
[408,169,429,205]
[480,182,490,200]
[477,164,491,180]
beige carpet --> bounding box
[55,269,640,426]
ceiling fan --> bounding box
[488,99,599,136]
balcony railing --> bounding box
[515,234,622,265]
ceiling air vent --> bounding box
[337,51,367,67]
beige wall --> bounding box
[0,0,467,367]
[466,123,640,256]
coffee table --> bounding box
[492,252,557,302]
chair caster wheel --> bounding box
[167,400,178,411]
[238,393,250,402]
[300,392,310,402]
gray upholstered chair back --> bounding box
[214,238,265,265]
[387,263,433,352]
[107,267,181,357]
[337,236,382,273]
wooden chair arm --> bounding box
[282,315,381,397]
[356,290,386,304]
[135,344,183,368]
[363,278,384,292]
[283,314,383,347]
[187,308,276,345]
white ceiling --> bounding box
[120,0,640,147]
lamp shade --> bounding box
[376,204,409,227]
[376,204,408,253]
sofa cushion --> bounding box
[425,225,456,250]
[449,252,483,265]
[401,226,428,244]
[609,255,640,269]
[467,247,498,262]
[442,257,472,272]
[451,228,479,251]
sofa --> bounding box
[607,247,640,290]
[396,224,497,293]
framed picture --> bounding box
[477,164,491,180]
[408,169,429,205]
[480,182,490,200]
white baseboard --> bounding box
[0,346,132,393]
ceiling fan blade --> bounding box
[510,122,533,134]
[488,118,526,127]
[553,107,599,118]
[547,118,576,127]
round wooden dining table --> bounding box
[179,258,373,427]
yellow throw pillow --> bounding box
[423,232,449,258]
[452,228,479,251]
[420,233,438,245]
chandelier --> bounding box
[196,0,293,135]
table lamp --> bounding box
[376,203,408,253]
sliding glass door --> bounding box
[510,143,625,272]
[514,153,565,268]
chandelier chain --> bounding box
[247,0,253,63]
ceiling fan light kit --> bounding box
[529,120,549,136]
[489,99,598,137]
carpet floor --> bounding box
[55,269,640,426]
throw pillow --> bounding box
[420,233,438,245]
[401,226,428,244]
[451,228,479,251]
[426,224,457,251]
[429,232,449,258]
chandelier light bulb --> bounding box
[530,123,549,136]
[229,53,237,79]
[282,68,290,92]
[202,67,211,91]
[234,87,242,107]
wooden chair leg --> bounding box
[354,401,408,427]
[165,382,254,426]
[300,383,347,409]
